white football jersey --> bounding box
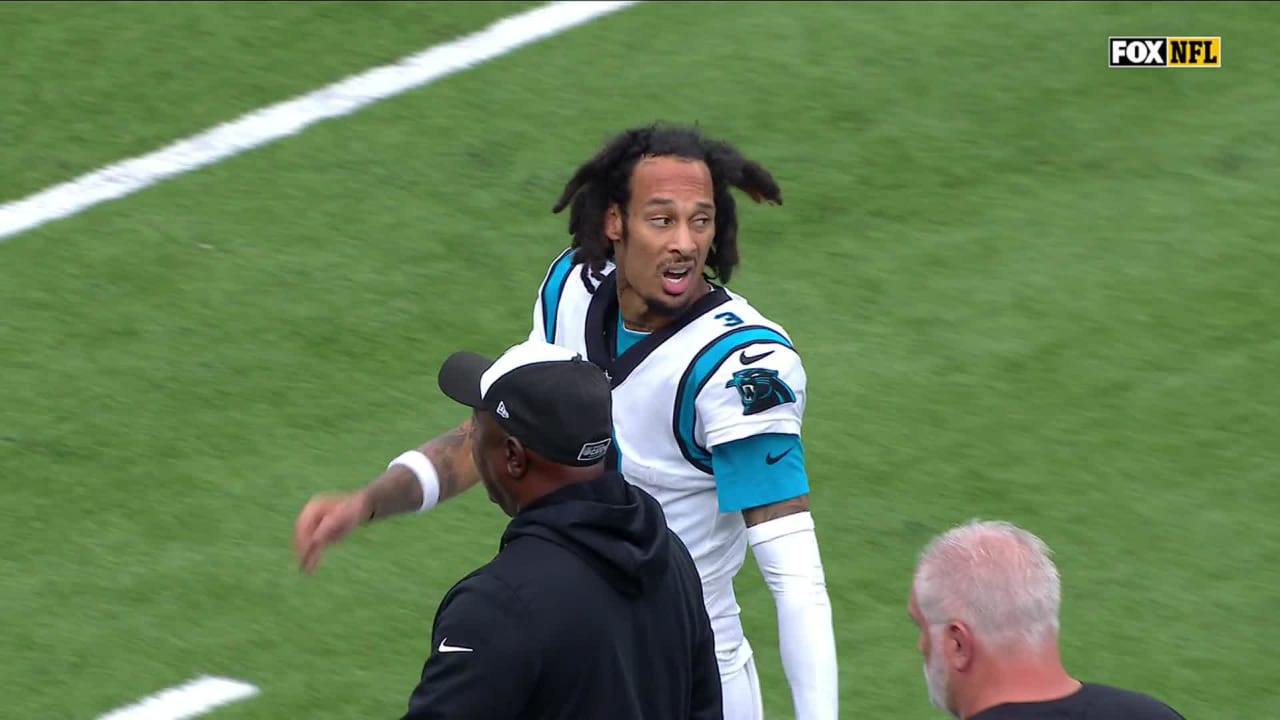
[527,249,808,675]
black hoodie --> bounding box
[403,471,723,720]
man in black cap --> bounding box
[402,339,723,720]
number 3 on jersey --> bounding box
[715,311,745,328]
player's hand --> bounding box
[293,491,371,574]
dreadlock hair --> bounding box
[551,123,783,286]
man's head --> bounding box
[908,520,1064,718]
[437,340,613,517]
[551,124,783,329]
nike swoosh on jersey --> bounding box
[765,448,792,465]
[739,349,775,364]
[438,638,474,653]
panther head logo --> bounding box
[724,368,796,416]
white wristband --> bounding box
[388,450,440,512]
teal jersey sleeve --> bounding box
[711,433,809,513]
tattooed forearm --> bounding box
[362,418,481,522]
[422,417,480,502]
[362,466,425,521]
[742,494,810,528]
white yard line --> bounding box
[0,1,639,243]
[97,676,259,720]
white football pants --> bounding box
[720,653,764,720]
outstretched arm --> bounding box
[744,493,839,720]
[362,418,481,521]
[295,248,569,574]
[293,418,482,573]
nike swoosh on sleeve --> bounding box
[438,638,474,653]
[765,448,792,465]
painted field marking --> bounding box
[97,676,259,720]
[0,1,639,243]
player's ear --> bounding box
[504,436,528,479]
[946,621,975,671]
[605,204,623,244]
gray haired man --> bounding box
[908,519,1185,720]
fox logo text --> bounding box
[1109,37,1221,68]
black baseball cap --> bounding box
[437,340,614,467]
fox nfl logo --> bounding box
[1109,37,1221,68]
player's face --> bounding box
[471,411,520,517]
[607,155,715,329]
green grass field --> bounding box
[3,2,1277,718]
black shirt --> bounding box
[402,471,721,720]
[972,682,1185,719]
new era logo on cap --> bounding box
[496,401,509,419]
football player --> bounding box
[294,124,839,720]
